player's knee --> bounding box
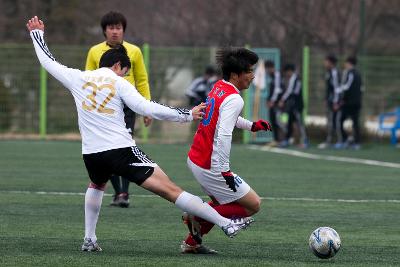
[247,197,261,215]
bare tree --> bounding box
[3,0,400,58]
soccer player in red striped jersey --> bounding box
[181,48,273,254]
[27,17,261,252]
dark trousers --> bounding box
[337,105,361,144]
[326,105,337,143]
[269,107,279,142]
[286,107,307,143]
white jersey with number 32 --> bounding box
[30,29,192,154]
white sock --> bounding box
[84,187,104,242]
[175,191,230,227]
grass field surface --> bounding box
[0,141,399,266]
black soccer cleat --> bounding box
[180,241,217,254]
[182,212,202,244]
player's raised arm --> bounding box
[26,16,79,88]
[119,78,205,123]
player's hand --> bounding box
[143,116,152,127]
[251,119,272,132]
[333,103,341,112]
[267,101,274,108]
[26,16,45,32]
[191,102,206,120]
[221,171,237,192]
[278,100,285,109]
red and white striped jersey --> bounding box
[188,80,252,171]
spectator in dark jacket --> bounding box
[265,60,285,146]
[318,55,341,149]
[185,66,217,107]
[278,64,308,148]
[335,56,363,149]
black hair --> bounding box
[216,47,259,81]
[264,60,275,68]
[325,54,338,65]
[99,45,131,69]
[101,11,127,34]
[283,63,296,72]
[346,56,357,66]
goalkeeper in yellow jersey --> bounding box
[85,11,152,208]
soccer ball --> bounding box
[309,227,341,259]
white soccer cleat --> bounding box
[81,237,102,252]
[221,217,255,238]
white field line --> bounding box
[1,190,399,204]
[249,145,400,169]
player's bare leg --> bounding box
[140,167,251,238]
[235,189,262,216]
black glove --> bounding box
[221,170,237,192]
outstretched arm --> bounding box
[119,78,205,123]
[26,16,79,88]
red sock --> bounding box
[184,234,198,246]
[199,202,249,236]
[213,202,249,218]
[207,201,217,208]
[184,201,215,246]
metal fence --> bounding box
[0,44,214,143]
[0,44,399,143]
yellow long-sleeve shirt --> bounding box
[85,41,151,100]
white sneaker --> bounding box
[81,238,102,252]
[221,217,254,238]
[318,142,328,149]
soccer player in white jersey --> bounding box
[26,16,253,252]
[181,48,272,254]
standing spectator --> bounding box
[185,66,216,107]
[278,64,308,148]
[265,60,284,146]
[335,56,363,149]
[85,11,152,208]
[318,55,341,149]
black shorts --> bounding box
[83,146,156,186]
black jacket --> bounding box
[282,73,303,111]
[325,68,340,105]
[267,71,283,103]
[341,68,362,106]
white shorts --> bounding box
[187,157,251,205]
